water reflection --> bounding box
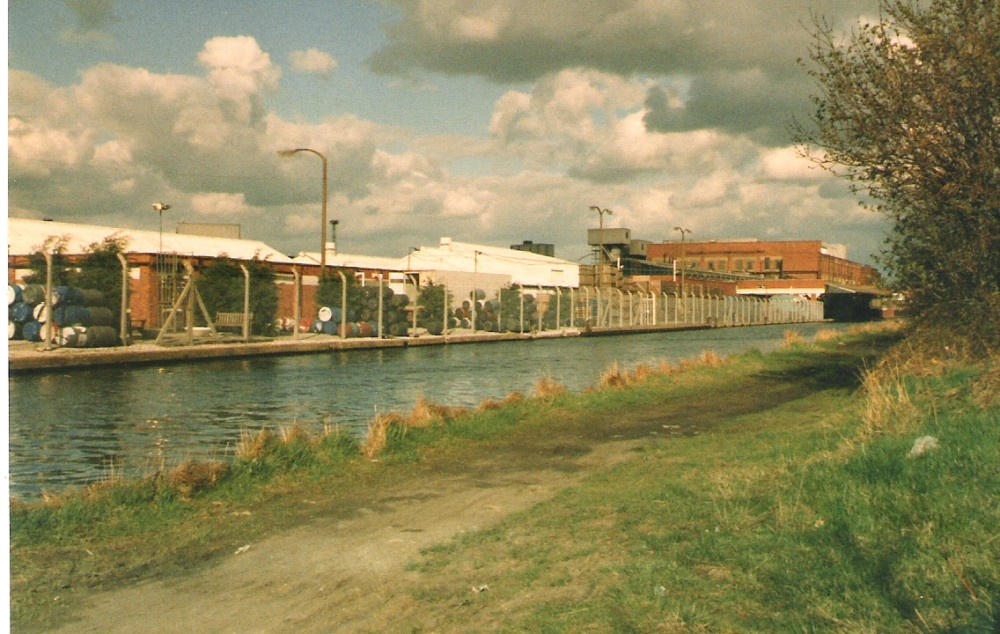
[9,323,845,499]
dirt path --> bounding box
[41,360,837,633]
[49,439,645,634]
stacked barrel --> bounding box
[452,289,502,332]
[7,284,119,347]
[498,288,539,333]
[314,285,412,338]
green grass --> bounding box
[11,326,998,632]
[403,353,999,632]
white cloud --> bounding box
[92,139,134,165]
[190,192,253,217]
[289,48,338,79]
[760,146,825,181]
[7,23,888,264]
[198,36,281,122]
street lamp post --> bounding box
[589,205,614,287]
[673,226,692,298]
[152,203,171,255]
[278,148,329,277]
[152,203,171,330]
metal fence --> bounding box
[451,287,823,333]
[12,254,825,349]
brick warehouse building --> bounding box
[646,239,878,286]
[639,239,886,320]
[8,218,581,335]
[7,218,324,332]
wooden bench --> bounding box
[215,312,253,331]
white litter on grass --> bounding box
[908,436,940,459]
[471,585,489,594]
[234,544,251,555]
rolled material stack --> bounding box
[8,284,119,347]
[314,286,412,338]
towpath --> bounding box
[30,341,841,633]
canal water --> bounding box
[8,323,846,500]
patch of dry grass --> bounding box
[677,350,725,372]
[534,376,568,399]
[858,361,921,438]
[599,362,628,389]
[235,428,274,462]
[972,361,1000,409]
[783,329,805,347]
[407,395,461,428]
[813,328,844,342]
[168,461,229,499]
[628,363,655,385]
[362,413,406,460]
[278,424,310,444]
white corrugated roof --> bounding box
[7,218,295,263]
[408,239,579,287]
[292,251,406,271]
[293,239,579,288]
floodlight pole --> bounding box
[278,147,329,277]
[589,205,614,289]
[673,226,692,299]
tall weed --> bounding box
[858,362,921,438]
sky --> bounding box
[8,0,887,265]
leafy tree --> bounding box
[74,236,129,321]
[794,0,1000,327]
[316,269,369,325]
[24,235,126,322]
[416,283,449,335]
[23,237,73,287]
[198,259,278,335]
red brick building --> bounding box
[646,239,878,287]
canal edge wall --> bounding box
[7,321,821,374]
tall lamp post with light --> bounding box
[153,203,171,255]
[278,147,329,277]
[589,205,614,286]
[152,203,172,329]
[673,226,692,298]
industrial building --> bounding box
[7,218,581,333]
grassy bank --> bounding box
[10,325,999,631]
[407,350,999,631]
